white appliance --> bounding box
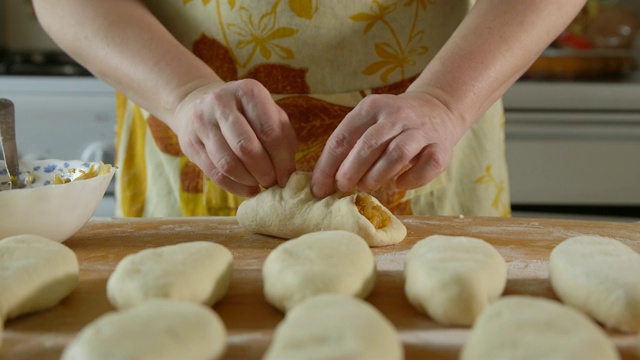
[503,79,640,207]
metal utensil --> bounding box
[0,98,19,189]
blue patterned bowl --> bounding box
[0,159,116,242]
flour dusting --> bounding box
[375,251,407,271]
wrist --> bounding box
[164,76,224,131]
[401,88,472,139]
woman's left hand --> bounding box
[310,91,468,198]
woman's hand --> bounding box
[311,91,468,198]
[171,79,298,197]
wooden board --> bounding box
[2,216,640,359]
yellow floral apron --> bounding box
[115,0,510,217]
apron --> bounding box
[115,0,511,217]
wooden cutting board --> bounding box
[2,216,640,359]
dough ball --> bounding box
[107,241,233,310]
[0,234,79,320]
[61,299,227,360]
[237,171,406,247]
[263,230,376,312]
[549,235,640,332]
[264,294,403,360]
[460,296,619,360]
[404,235,506,326]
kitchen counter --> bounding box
[2,216,640,359]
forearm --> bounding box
[32,0,220,124]
[408,0,586,129]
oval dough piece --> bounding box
[549,235,640,332]
[61,299,227,360]
[460,295,619,360]
[404,235,506,326]
[0,234,79,320]
[263,230,376,312]
[237,171,406,247]
[107,241,233,310]
[264,294,404,360]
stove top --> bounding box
[0,51,91,76]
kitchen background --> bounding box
[1,0,639,221]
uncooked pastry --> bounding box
[549,235,640,332]
[0,234,79,320]
[460,295,619,360]
[107,241,233,309]
[264,294,404,360]
[262,230,376,312]
[404,235,506,326]
[61,299,227,360]
[236,171,406,247]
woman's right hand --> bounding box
[170,79,298,197]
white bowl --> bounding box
[0,159,116,242]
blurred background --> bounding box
[0,0,639,221]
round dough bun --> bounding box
[460,295,619,360]
[61,299,227,360]
[0,234,79,320]
[549,235,640,332]
[107,241,233,309]
[263,230,376,312]
[236,171,406,247]
[404,235,507,326]
[264,294,404,360]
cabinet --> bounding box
[503,81,640,206]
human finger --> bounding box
[311,101,380,198]
[355,130,427,193]
[183,135,261,196]
[235,80,297,187]
[334,121,397,193]
[202,122,260,187]
[394,143,450,190]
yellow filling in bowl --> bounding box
[51,162,113,185]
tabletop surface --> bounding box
[2,215,640,359]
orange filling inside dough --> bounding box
[355,194,391,229]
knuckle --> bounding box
[207,166,226,184]
[233,136,260,158]
[428,150,448,174]
[325,132,353,157]
[357,134,381,155]
[386,142,413,163]
[359,94,392,114]
[360,94,383,109]
[257,124,280,144]
[234,79,263,98]
[189,108,207,130]
[214,155,236,176]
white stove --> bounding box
[503,77,640,208]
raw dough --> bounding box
[460,295,619,360]
[0,234,79,320]
[61,299,227,360]
[404,235,506,326]
[236,171,406,247]
[264,294,404,360]
[262,230,376,312]
[107,241,233,309]
[549,235,640,332]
